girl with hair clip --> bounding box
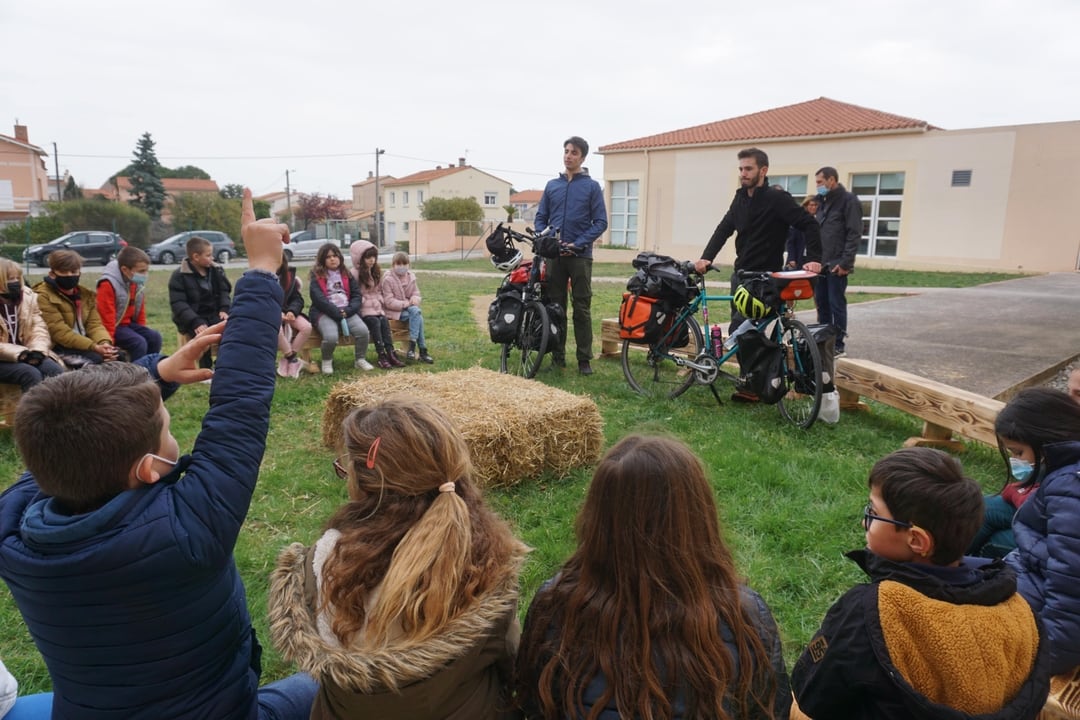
[268,397,529,720]
[276,256,312,378]
[350,240,404,369]
[995,388,1080,714]
[515,435,791,720]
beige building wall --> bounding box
[429,171,511,223]
[0,141,49,215]
[600,120,1080,272]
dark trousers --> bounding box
[0,358,64,391]
[546,256,593,364]
[115,323,162,361]
[363,315,395,353]
[815,273,849,350]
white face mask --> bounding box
[137,452,177,483]
[394,266,408,276]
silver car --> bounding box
[283,231,339,262]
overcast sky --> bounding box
[3,0,1078,199]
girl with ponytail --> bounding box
[268,397,528,719]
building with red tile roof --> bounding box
[0,124,50,222]
[596,98,1080,272]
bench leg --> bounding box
[902,421,965,452]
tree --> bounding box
[502,204,518,223]
[47,199,152,246]
[295,193,348,228]
[167,165,211,179]
[219,184,244,200]
[253,199,271,220]
[170,193,243,245]
[420,196,483,222]
[127,132,166,219]
[63,176,83,200]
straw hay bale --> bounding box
[321,367,603,488]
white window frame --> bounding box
[851,172,904,258]
[417,189,424,203]
[483,191,497,207]
[402,191,409,207]
[389,191,396,207]
[608,179,639,248]
[770,174,809,198]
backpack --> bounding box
[627,252,696,307]
[736,328,787,404]
[487,285,523,343]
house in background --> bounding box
[98,176,221,202]
[381,159,511,245]
[509,189,543,224]
[599,97,1080,272]
[255,190,293,222]
[0,124,50,223]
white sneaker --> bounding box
[354,358,374,371]
[321,360,334,375]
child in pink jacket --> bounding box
[380,252,433,364]
[350,241,404,369]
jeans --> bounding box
[398,305,426,347]
[815,273,849,350]
[4,674,317,720]
[316,314,369,362]
[546,256,593,364]
[114,323,163,361]
[0,358,64,391]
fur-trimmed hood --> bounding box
[268,535,527,718]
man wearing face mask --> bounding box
[0,258,64,391]
[814,166,861,357]
[97,246,163,361]
[33,250,119,368]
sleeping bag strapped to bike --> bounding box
[626,252,697,307]
[736,327,788,404]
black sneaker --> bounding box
[578,361,593,376]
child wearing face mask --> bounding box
[97,246,162,361]
[380,251,434,364]
[0,258,64,390]
[33,249,119,369]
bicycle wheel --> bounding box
[777,317,823,429]
[500,300,550,379]
[622,315,703,399]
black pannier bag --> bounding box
[736,327,788,404]
[627,252,696,307]
[802,323,837,392]
[488,285,523,343]
[545,302,566,346]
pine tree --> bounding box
[63,175,82,200]
[128,132,166,219]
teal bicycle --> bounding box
[620,266,824,428]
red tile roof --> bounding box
[0,132,46,155]
[599,97,936,153]
[110,176,221,194]
[383,166,470,187]
[510,190,543,204]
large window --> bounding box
[851,172,904,258]
[770,174,809,198]
[608,179,639,248]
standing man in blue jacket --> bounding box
[534,136,608,376]
[814,166,862,357]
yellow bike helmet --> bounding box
[733,283,770,320]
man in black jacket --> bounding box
[814,166,861,356]
[694,148,822,400]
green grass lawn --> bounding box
[0,266,1013,691]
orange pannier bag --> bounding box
[769,270,817,302]
[619,293,665,343]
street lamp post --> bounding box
[285,169,295,231]
[374,148,385,247]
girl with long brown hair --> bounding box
[268,397,528,719]
[515,435,790,720]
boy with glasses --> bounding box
[791,447,1049,719]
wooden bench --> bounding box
[296,319,410,366]
[833,357,1004,451]
[0,384,20,431]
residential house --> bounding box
[381,159,512,245]
[598,97,1080,272]
[0,124,50,222]
[509,189,543,224]
[256,190,294,222]
[351,171,395,215]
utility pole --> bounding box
[52,142,62,202]
[374,148,385,247]
[285,169,294,231]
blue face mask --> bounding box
[131,273,148,288]
[1010,457,1034,482]
[816,185,828,196]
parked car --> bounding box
[147,230,236,264]
[23,231,127,268]
[282,230,338,262]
